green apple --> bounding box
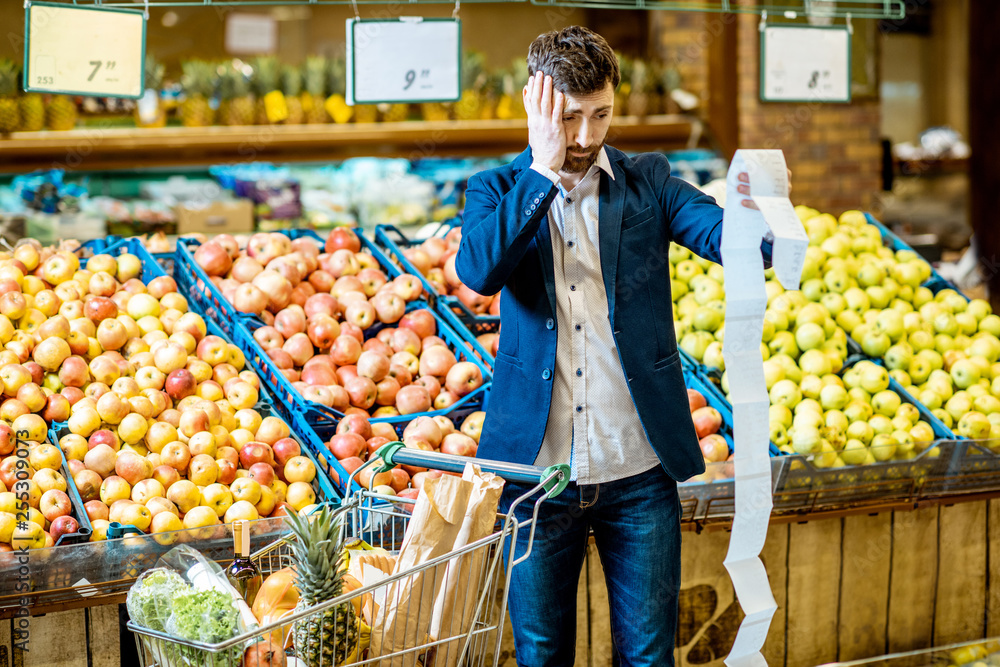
[769,379,802,410]
[933,312,959,337]
[967,299,992,321]
[844,400,874,423]
[842,367,861,389]
[814,440,839,468]
[703,342,725,370]
[821,293,847,317]
[866,286,890,309]
[896,403,921,424]
[979,315,1000,338]
[956,311,979,336]
[857,264,884,288]
[848,387,873,404]
[908,330,935,352]
[892,430,916,457]
[693,280,724,306]
[898,285,915,303]
[941,290,968,314]
[870,433,897,462]
[882,277,901,302]
[823,268,851,295]
[884,343,914,371]
[801,279,827,303]
[847,420,874,444]
[671,279,688,300]
[707,264,725,283]
[769,422,788,447]
[800,374,823,400]
[796,304,827,327]
[951,358,982,389]
[770,404,793,429]
[957,411,991,439]
[843,287,870,314]
[825,409,849,432]
[805,217,832,244]
[841,439,869,465]
[945,393,973,423]
[910,422,935,446]
[791,426,822,455]
[973,395,1000,415]
[675,259,703,283]
[858,363,890,394]
[765,280,785,305]
[902,312,924,336]
[795,398,824,418]
[918,389,942,410]
[889,370,912,387]
[795,322,826,352]
[680,331,714,361]
[798,349,831,377]
[992,376,1000,398]
[932,408,953,429]
[693,307,722,332]
[891,415,913,432]
[761,319,775,343]
[793,410,824,432]
[875,310,906,342]
[869,415,894,436]
[969,335,1000,364]
[862,331,891,358]
[669,243,691,265]
[820,384,849,411]
[823,317,838,339]
[768,331,799,359]
[912,286,933,308]
[764,309,789,332]
[968,381,989,398]
[762,359,785,390]
[908,356,932,385]
[927,375,954,402]
[771,353,802,383]
[836,310,863,336]
[892,261,923,288]
[872,390,902,418]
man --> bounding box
[456,27,768,667]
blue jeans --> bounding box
[499,465,681,667]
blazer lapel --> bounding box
[534,199,558,316]
[599,160,626,325]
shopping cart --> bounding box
[128,444,570,667]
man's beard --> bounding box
[562,143,603,174]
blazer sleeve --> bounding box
[643,153,773,268]
[455,168,558,296]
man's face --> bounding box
[559,82,615,174]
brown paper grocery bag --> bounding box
[370,465,503,667]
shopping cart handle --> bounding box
[375,442,570,498]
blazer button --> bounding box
[545,318,554,330]
[542,369,551,380]
[523,209,531,216]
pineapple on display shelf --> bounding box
[625,58,653,117]
[46,95,78,132]
[303,56,330,124]
[19,93,44,132]
[134,54,166,128]
[282,65,305,125]
[252,56,288,124]
[179,59,216,127]
[0,59,22,134]
[285,506,360,666]
[325,57,354,124]
[453,51,486,121]
[219,62,255,127]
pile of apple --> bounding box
[320,409,485,494]
[388,226,500,318]
[688,388,729,465]
[0,438,85,550]
[0,241,327,545]
[193,229,486,419]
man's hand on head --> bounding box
[524,73,567,174]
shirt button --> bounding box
[576,369,582,377]
[567,197,573,204]
[545,318,554,330]
[567,241,574,248]
[576,405,583,413]
[575,324,582,331]
[570,285,576,291]
[542,369,551,380]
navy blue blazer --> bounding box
[456,146,765,482]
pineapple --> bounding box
[325,57,353,124]
[46,95,77,132]
[251,57,286,124]
[453,51,486,121]
[285,506,359,667]
[281,65,305,125]
[626,58,652,118]
[135,54,166,128]
[218,63,255,127]
[179,60,216,127]
[0,59,21,134]
[380,102,409,123]
[303,56,330,124]
[19,94,44,132]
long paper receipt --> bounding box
[721,150,806,667]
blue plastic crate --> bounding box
[32,427,94,546]
[91,236,170,282]
[235,298,493,431]
[301,386,491,496]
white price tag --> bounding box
[25,3,146,99]
[761,24,851,103]
[346,18,461,105]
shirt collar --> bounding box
[595,147,615,181]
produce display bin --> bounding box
[235,298,493,430]
[376,221,503,327]
[297,385,491,495]
[175,227,398,339]
[820,635,1000,667]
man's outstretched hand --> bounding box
[524,73,566,174]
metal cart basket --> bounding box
[129,444,570,667]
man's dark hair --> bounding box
[526,26,620,95]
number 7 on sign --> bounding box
[88,60,116,82]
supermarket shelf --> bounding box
[0,115,703,173]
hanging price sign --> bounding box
[24,2,146,99]
[760,24,851,103]
[346,18,461,105]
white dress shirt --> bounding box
[529,148,662,485]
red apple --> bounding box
[194,242,233,277]
[445,361,484,397]
[692,407,723,439]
